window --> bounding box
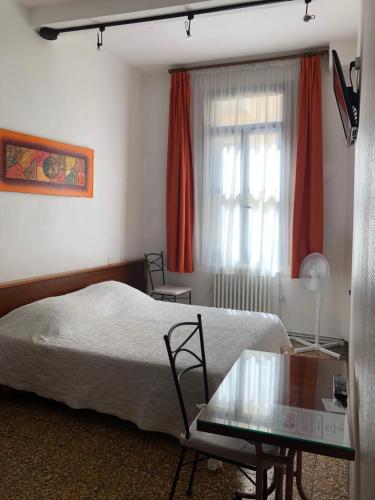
[192,62,299,276]
[210,94,283,274]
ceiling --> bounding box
[21,0,360,72]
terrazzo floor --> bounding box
[0,390,350,499]
[0,344,350,499]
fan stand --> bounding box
[293,292,344,359]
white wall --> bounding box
[329,38,357,68]
[349,0,375,496]
[141,54,355,339]
[0,0,143,282]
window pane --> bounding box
[247,132,281,202]
[220,136,241,199]
[245,131,281,273]
[218,135,241,267]
[213,94,283,127]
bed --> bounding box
[0,260,291,437]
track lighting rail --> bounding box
[39,0,297,41]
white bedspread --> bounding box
[0,281,290,437]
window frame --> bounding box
[208,96,285,271]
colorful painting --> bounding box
[0,129,93,197]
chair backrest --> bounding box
[144,252,165,290]
[164,314,209,439]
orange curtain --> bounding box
[291,56,324,278]
[166,72,194,273]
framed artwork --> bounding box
[0,129,93,197]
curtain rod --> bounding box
[39,0,297,40]
[168,47,328,73]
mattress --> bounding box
[0,281,290,437]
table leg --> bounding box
[284,449,296,500]
[295,451,309,500]
[255,443,264,500]
[275,464,284,500]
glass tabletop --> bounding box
[197,350,354,458]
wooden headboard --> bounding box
[0,259,146,318]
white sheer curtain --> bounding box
[191,60,299,276]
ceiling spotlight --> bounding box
[303,0,315,22]
[184,14,194,39]
[97,26,105,50]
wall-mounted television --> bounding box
[332,49,359,147]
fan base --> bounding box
[293,338,344,359]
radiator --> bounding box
[213,274,274,313]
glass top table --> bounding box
[197,349,355,460]
[197,350,354,499]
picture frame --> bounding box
[0,129,94,197]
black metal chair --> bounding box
[164,314,283,500]
[144,251,192,304]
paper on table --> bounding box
[271,405,324,439]
[251,404,348,446]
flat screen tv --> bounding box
[332,49,359,146]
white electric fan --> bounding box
[293,253,344,359]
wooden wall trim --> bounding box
[0,259,146,318]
